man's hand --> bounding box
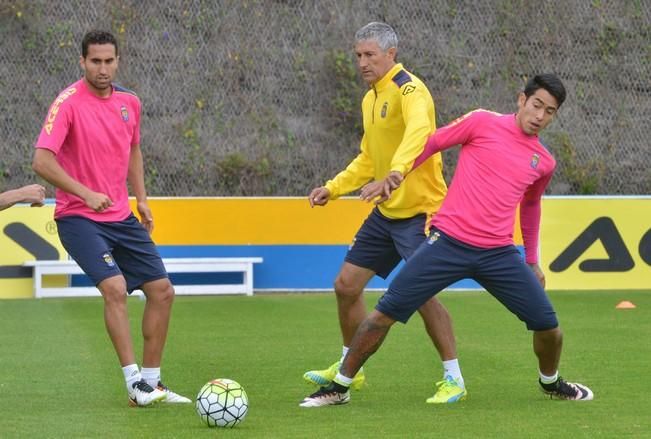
[528,263,546,288]
[360,171,404,205]
[18,184,46,206]
[83,191,113,213]
[308,187,331,207]
[359,180,385,203]
[137,201,154,234]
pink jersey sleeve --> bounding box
[519,170,554,264]
[35,88,77,153]
[412,110,486,170]
[131,97,141,146]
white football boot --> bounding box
[157,382,192,403]
[128,380,167,407]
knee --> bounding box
[535,326,563,345]
[99,278,128,305]
[334,274,362,299]
[368,309,395,327]
[145,280,175,305]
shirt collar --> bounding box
[372,63,404,92]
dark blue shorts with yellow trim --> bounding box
[345,207,428,279]
[56,214,168,293]
[376,228,558,331]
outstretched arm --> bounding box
[363,110,485,204]
[323,135,375,201]
[0,184,46,211]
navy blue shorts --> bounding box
[56,214,168,293]
[376,228,558,331]
[345,208,428,279]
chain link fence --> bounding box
[1,0,649,196]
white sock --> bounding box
[539,370,559,384]
[443,359,465,388]
[122,364,141,390]
[141,367,161,388]
[333,372,353,387]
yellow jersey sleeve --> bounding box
[390,85,436,176]
[324,134,375,199]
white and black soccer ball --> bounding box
[196,378,249,428]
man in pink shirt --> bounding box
[32,30,190,407]
[301,73,594,407]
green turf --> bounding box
[0,290,649,438]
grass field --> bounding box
[0,290,649,438]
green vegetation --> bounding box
[329,49,363,133]
[548,132,606,195]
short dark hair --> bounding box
[524,73,567,108]
[81,30,118,58]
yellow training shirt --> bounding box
[325,63,447,219]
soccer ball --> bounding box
[195,378,249,428]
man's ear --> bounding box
[517,92,527,110]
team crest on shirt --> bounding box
[427,232,440,245]
[530,153,540,169]
[381,102,388,118]
[120,105,129,122]
[102,253,116,267]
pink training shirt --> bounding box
[35,79,141,222]
[412,110,555,264]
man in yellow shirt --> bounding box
[303,22,466,405]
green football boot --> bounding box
[303,360,366,390]
[426,375,467,404]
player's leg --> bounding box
[55,216,164,406]
[301,234,461,407]
[96,275,166,406]
[334,262,376,346]
[475,246,593,401]
[139,279,187,402]
[419,299,467,403]
[111,215,189,403]
[300,309,396,407]
[303,208,398,389]
[97,274,136,366]
[393,220,467,403]
[533,327,562,376]
[302,262,373,388]
[140,278,174,368]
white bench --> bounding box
[23,257,263,298]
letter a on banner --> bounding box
[549,217,634,272]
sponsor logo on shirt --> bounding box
[381,102,388,118]
[120,105,129,122]
[44,87,77,135]
[402,85,416,96]
[530,153,540,169]
[102,253,116,267]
